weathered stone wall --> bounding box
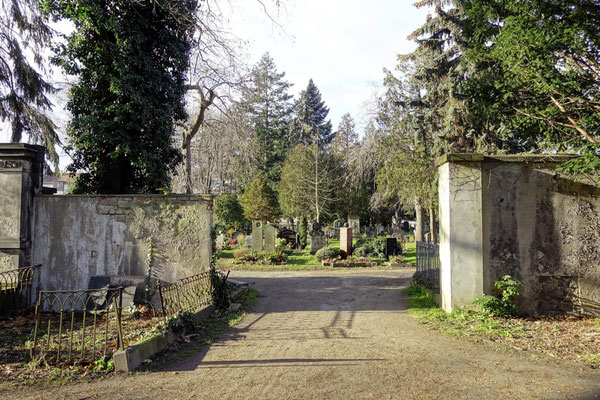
[438,154,600,317]
[32,195,213,292]
[481,157,600,316]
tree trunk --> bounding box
[184,135,193,194]
[314,144,320,223]
[415,202,424,242]
[429,207,438,243]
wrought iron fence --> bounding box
[0,264,41,315]
[158,271,212,317]
[416,242,440,289]
[30,287,123,364]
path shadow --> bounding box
[155,271,412,373]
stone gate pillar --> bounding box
[437,154,485,312]
[0,144,45,270]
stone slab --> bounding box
[114,304,215,372]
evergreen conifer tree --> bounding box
[1,0,60,169]
[291,79,333,148]
[240,172,280,222]
[239,53,294,189]
[332,113,358,158]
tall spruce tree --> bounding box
[239,53,294,189]
[406,0,478,152]
[1,0,60,169]
[332,113,358,158]
[45,0,196,194]
[291,79,333,148]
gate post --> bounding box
[437,154,485,312]
[0,144,45,271]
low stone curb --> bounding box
[229,279,250,299]
[114,304,215,372]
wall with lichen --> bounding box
[481,158,600,316]
[32,195,213,292]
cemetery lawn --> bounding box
[405,285,600,369]
[402,242,416,265]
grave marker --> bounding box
[310,233,325,255]
[340,227,352,258]
[264,224,277,252]
[251,221,264,252]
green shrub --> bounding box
[237,234,246,246]
[315,247,340,260]
[364,236,388,258]
[214,194,247,232]
[280,248,293,256]
[270,251,288,263]
[233,248,252,260]
[355,246,369,258]
[474,275,521,317]
[275,238,287,250]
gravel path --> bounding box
[8,269,600,399]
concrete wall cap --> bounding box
[36,193,213,201]
[436,153,579,167]
[0,143,45,160]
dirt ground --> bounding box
[4,269,600,400]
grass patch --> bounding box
[402,242,416,265]
[404,284,600,368]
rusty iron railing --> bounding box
[158,271,212,317]
[30,287,123,364]
[416,241,440,290]
[0,264,41,315]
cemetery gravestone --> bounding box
[251,221,264,252]
[332,228,340,239]
[377,224,385,234]
[310,233,325,255]
[340,227,352,258]
[216,234,226,249]
[348,215,360,234]
[385,237,399,259]
[264,224,277,252]
[403,221,410,232]
[278,228,297,248]
[245,236,252,248]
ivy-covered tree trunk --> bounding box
[429,207,438,243]
[415,202,424,242]
[45,0,195,194]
